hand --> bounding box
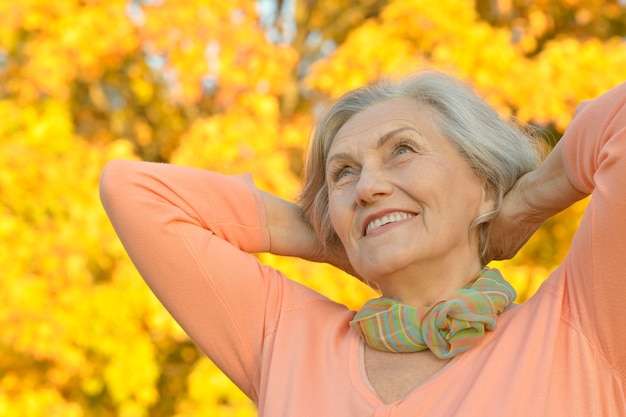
[485,172,544,262]
[259,190,360,278]
[485,138,588,262]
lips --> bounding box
[364,211,415,235]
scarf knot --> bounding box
[350,267,516,359]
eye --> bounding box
[329,165,354,183]
[393,141,417,156]
[328,165,351,183]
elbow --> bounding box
[99,159,138,213]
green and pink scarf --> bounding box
[350,267,516,359]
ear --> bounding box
[477,184,497,217]
[473,185,497,264]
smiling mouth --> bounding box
[365,212,415,235]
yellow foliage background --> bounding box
[1,0,625,415]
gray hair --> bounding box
[299,70,543,264]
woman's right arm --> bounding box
[99,160,320,401]
[259,189,356,275]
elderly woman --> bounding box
[100,71,626,416]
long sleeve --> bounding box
[560,81,626,374]
[100,160,279,402]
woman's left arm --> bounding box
[486,136,588,262]
[490,81,626,373]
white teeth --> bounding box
[366,212,414,235]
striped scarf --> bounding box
[350,267,516,359]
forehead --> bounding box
[330,98,436,150]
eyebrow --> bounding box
[377,126,420,148]
[326,126,421,167]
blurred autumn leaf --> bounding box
[1,0,625,415]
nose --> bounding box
[355,165,393,206]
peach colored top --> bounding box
[100,82,626,416]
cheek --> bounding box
[327,193,351,241]
[327,197,343,231]
[448,182,488,225]
[444,163,485,203]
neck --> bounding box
[376,257,484,307]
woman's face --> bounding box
[326,98,494,293]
